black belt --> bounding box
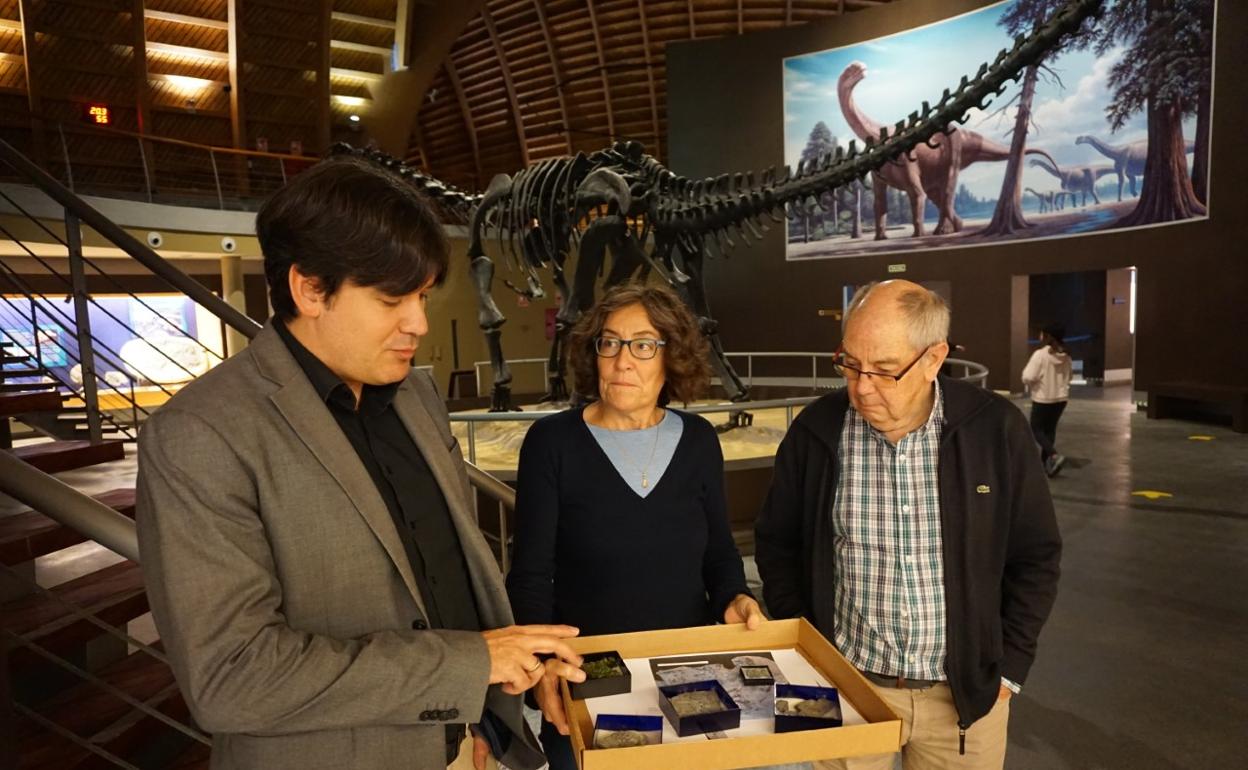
[861,670,942,689]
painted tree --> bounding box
[1099,0,1212,225]
[982,0,1096,236]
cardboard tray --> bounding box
[560,618,902,770]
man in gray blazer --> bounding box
[136,156,583,769]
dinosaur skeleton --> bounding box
[342,0,1102,413]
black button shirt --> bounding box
[276,321,480,633]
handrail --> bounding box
[0,137,261,340]
[0,451,139,562]
[43,114,308,164]
[466,461,516,510]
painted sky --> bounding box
[782,0,1198,201]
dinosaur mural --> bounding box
[448,0,1101,411]
[1025,187,1077,213]
[1028,155,1116,207]
[836,61,1056,239]
[1075,134,1196,202]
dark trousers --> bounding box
[539,718,578,770]
[1030,400,1067,461]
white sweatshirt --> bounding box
[1022,346,1072,403]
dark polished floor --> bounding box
[747,385,1248,769]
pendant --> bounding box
[642,473,649,488]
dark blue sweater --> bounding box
[506,407,749,636]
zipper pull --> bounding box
[958,725,967,755]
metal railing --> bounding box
[0,136,263,442]
[455,353,990,464]
[6,119,314,212]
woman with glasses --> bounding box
[506,282,762,769]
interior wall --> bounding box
[1030,271,1107,381]
[666,0,1248,391]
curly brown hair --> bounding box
[568,283,711,407]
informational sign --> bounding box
[81,103,111,126]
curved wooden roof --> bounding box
[0,0,894,195]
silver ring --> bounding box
[524,660,543,673]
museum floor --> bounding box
[4,385,1244,769]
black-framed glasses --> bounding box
[595,337,666,360]
[832,346,931,389]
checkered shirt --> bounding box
[831,381,947,681]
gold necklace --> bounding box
[606,416,664,488]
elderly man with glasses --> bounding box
[756,280,1061,770]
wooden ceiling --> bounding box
[0,0,896,195]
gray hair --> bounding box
[843,281,951,351]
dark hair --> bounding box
[568,283,711,406]
[1041,324,1066,344]
[256,156,450,321]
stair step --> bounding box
[0,367,45,377]
[11,440,126,473]
[4,561,148,670]
[0,489,136,566]
[0,390,63,417]
[14,644,197,770]
[0,382,59,393]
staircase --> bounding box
[0,137,255,769]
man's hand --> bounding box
[534,664,571,735]
[482,624,584,696]
[472,735,490,770]
[998,684,1013,702]
[723,594,765,630]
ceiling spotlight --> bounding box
[349,114,360,122]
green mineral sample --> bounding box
[583,657,625,680]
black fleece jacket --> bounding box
[755,376,1061,731]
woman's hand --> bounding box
[724,593,764,630]
[534,663,572,735]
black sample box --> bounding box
[570,650,631,700]
[739,665,776,687]
[657,680,742,737]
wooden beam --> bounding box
[331,11,395,30]
[585,0,614,141]
[0,51,22,64]
[0,19,22,31]
[146,42,230,62]
[443,58,482,189]
[129,0,153,141]
[738,0,743,35]
[17,0,46,167]
[785,0,792,24]
[687,0,696,39]
[392,0,408,73]
[149,72,230,88]
[227,0,245,149]
[331,67,384,81]
[636,0,660,158]
[480,6,528,167]
[532,0,571,154]
[331,39,391,57]
[144,10,229,30]
[317,0,331,152]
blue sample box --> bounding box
[773,683,843,733]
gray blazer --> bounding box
[135,323,544,770]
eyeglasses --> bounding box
[832,346,931,389]
[595,337,666,360]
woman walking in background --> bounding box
[1022,324,1073,477]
